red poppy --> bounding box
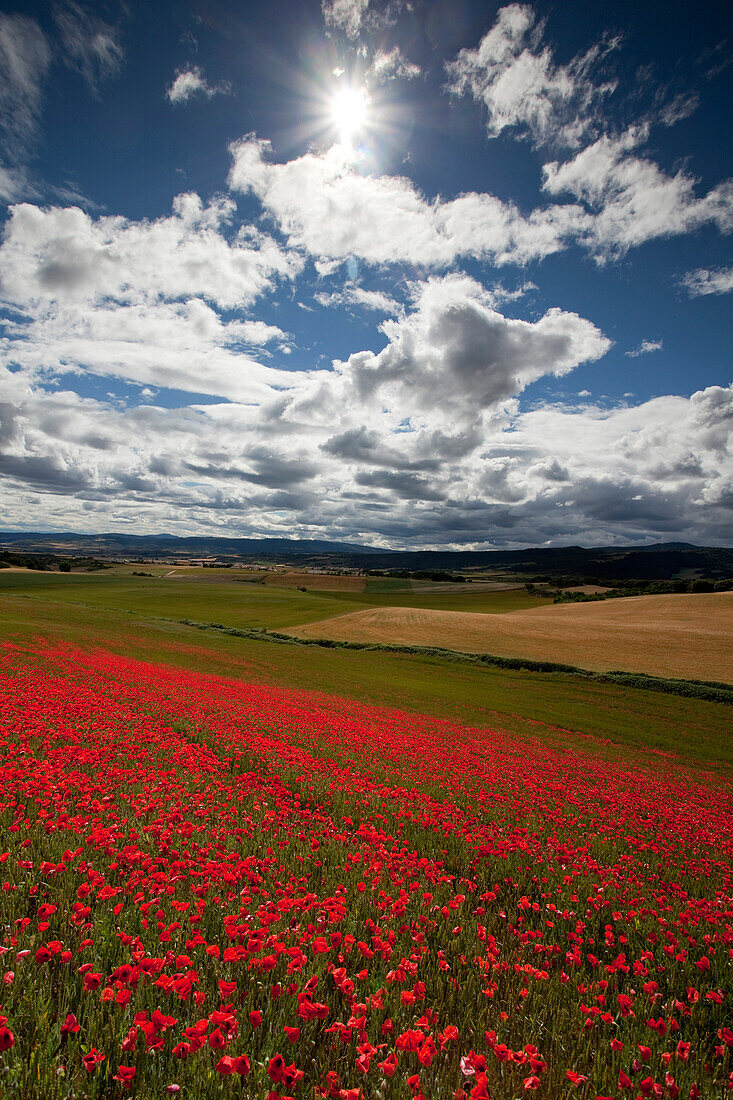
[267,1055,285,1083]
[82,1049,105,1073]
[113,1065,136,1090]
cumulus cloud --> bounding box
[228,136,581,267]
[542,128,733,258]
[309,275,610,432]
[626,339,662,357]
[0,193,301,311]
[0,271,616,542]
[53,2,124,90]
[681,266,733,297]
[261,276,612,514]
[322,0,370,39]
[0,217,728,547]
[166,66,229,105]
[0,194,302,401]
[445,6,732,261]
[1,362,730,547]
[445,3,618,149]
[229,135,732,270]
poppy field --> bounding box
[0,639,730,1099]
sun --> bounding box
[330,85,370,143]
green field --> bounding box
[0,572,346,630]
[2,575,730,771]
[0,568,549,627]
[320,587,546,612]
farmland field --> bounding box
[290,593,733,684]
[0,569,551,630]
[0,636,730,1099]
[0,583,731,767]
[262,572,368,592]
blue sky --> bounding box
[0,0,730,548]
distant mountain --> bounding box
[345,543,733,581]
[0,532,731,581]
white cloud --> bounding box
[626,338,662,358]
[285,275,610,450]
[1,362,730,547]
[0,194,302,401]
[0,12,50,156]
[0,164,34,204]
[445,3,618,149]
[322,0,370,39]
[681,266,733,297]
[368,47,421,83]
[0,251,727,546]
[53,2,124,90]
[228,137,581,267]
[446,6,732,261]
[315,286,401,314]
[0,299,296,402]
[233,320,288,345]
[0,193,301,311]
[542,128,733,258]
[166,66,229,105]
[657,92,699,128]
[229,134,732,271]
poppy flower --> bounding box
[267,1055,285,1083]
[82,1049,105,1073]
[113,1065,136,1090]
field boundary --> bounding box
[177,617,733,704]
[6,590,731,703]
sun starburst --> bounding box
[330,84,370,144]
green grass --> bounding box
[1,586,730,772]
[0,572,359,630]
[317,587,547,612]
[364,576,412,593]
[0,570,550,628]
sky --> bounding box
[0,0,731,549]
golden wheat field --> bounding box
[289,591,733,682]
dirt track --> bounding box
[288,592,733,682]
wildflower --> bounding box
[113,1065,136,1090]
[82,1049,105,1073]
